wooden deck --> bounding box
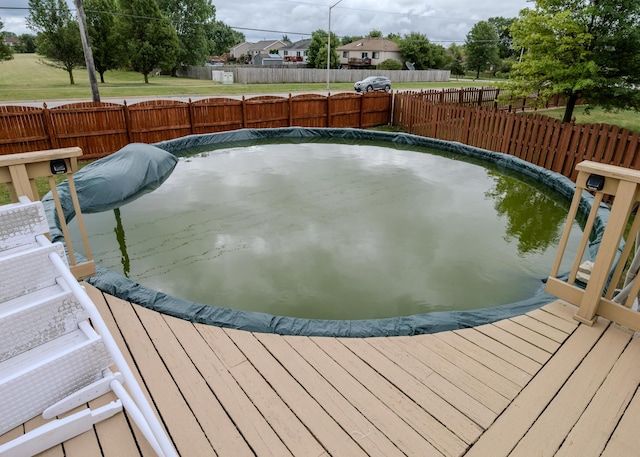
[3,285,640,457]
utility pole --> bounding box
[74,0,100,102]
[326,0,343,90]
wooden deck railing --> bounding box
[0,147,95,279]
[546,161,640,332]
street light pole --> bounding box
[326,0,343,90]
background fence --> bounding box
[0,92,391,159]
[177,66,451,84]
[393,91,640,181]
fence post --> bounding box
[188,98,195,135]
[241,96,247,128]
[123,101,132,144]
[327,93,331,128]
[288,94,293,127]
[42,103,59,149]
[478,88,483,107]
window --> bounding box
[296,51,302,57]
[343,51,348,58]
[372,52,379,59]
[361,52,368,59]
[283,51,289,56]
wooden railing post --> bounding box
[545,161,640,332]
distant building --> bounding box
[253,53,284,66]
[336,38,402,69]
[2,37,20,48]
[278,39,311,63]
[247,40,287,64]
[229,42,253,60]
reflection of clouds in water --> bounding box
[73,143,581,319]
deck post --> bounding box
[545,160,640,331]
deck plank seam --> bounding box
[129,304,215,456]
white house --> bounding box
[336,37,402,69]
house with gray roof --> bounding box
[247,40,288,64]
[336,37,402,69]
[278,39,311,63]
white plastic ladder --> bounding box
[0,197,178,457]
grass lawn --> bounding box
[537,106,640,133]
[0,54,490,102]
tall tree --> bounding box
[205,21,244,56]
[27,0,85,84]
[488,16,516,59]
[306,29,339,69]
[0,20,14,61]
[507,0,640,122]
[118,0,179,83]
[465,20,500,78]
[398,32,443,69]
[157,0,215,73]
[85,0,120,82]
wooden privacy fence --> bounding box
[0,92,391,159]
[393,91,640,181]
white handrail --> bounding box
[40,236,178,457]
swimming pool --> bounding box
[57,128,602,336]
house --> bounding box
[229,42,253,60]
[253,53,284,66]
[336,37,402,69]
[2,37,20,48]
[247,40,287,63]
[278,39,311,63]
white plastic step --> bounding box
[0,198,49,251]
[0,279,88,363]
[0,242,67,303]
[0,321,113,435]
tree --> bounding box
[398,32,443,69]
[306,29,339,69]
[447,43,465,78]
[205,21,244,56]
[118,0,179,83]
[367,29,382,38]
[507,0,640,122]
[27,0,85,84]
[465,20,500,78]
[341,35,362,45]
[18,34,37,53]
[378,58,403,70]
[157,0,215,73]
[488,16,517,59]
[0,21,14,61]
[85,0,121,83]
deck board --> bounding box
[508,323,633,457]
[169,318,293,457]
[5,287,640,457]
[556,334,640,457]
[464,317,610,457]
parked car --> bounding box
[354,76,392,93]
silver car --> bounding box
[354,76,392,93]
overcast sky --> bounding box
[1,0,531,45]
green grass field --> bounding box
[0,54,488,102]
[534,106,640,134]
